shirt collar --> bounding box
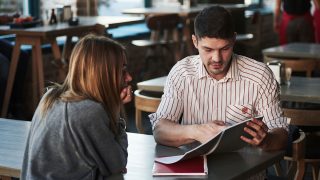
[197,54,240,81]
[198,56,207,79]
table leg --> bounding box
[35,39,45,97]
[50,38,67,83]
[50,39,62,61]
[1,41,21,117]
[33,39,44,105]
[183,23,194,56]
[182,13,198,57]
[62,36,72,63]
[31,44,38,110]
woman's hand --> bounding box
[273,17,281,33]
[120,85,133,104]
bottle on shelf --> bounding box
[49,9,57,25]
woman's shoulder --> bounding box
[60,99,113,134]
[68,99,106,117]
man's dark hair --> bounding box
[194,6,235,39]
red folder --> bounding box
[152,156,208,176]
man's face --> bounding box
[192,35,235,80]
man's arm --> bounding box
[259,128,288,151]
[154,119,226,147]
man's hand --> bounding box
[240,118,269,147]
[192,120,227,144]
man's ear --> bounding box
[232,32,237,44]
[192,35,198,49]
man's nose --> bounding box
[210,50,221,62]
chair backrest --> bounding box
[146,14,180,42]
[245,11,262,46]
[279,59,317,77]
[134,90,161,112]
[183,12,199,56]
[134,89,161,133]
[282,108,320,180]
[283,108,320,126]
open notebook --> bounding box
[155,116,263,164]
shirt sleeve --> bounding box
[67,102,128,177]
[149,66,184,129]
[256,67,289,131]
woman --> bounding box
[274,0,316,44]
[21,34,133,179]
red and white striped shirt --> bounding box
[149,54,288,131]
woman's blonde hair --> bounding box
[41,34,127,134]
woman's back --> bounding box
[20,34,133,180]
[21,97,128,180]
[283,0,311,15]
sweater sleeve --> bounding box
[66,101,128,177]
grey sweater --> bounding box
[21,98,128,180]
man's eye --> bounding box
[222,46,231,51]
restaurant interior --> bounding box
[0,0,320,179]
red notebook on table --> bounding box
[152,155,207,176]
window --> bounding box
[245,0,260,5]
[245,0,262,9]
[0,0,25,14]
[98,0,144,16]
[262,0,274,9]
[41,0,76,21]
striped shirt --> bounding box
[149,54,288,131]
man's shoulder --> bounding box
[235,54,274,83]
[171,55,200,77]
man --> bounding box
[149,6,288,151]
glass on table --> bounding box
[284,67,292,86]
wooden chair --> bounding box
[234,11,261,59]
[131,14,181,77]
[275,108,320,180]
[181,11,199,57]
[278,59,318,77]
[0,176,13,180]
[240,11,261,45]
[134,89,161,134]
[274,131,306,180]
